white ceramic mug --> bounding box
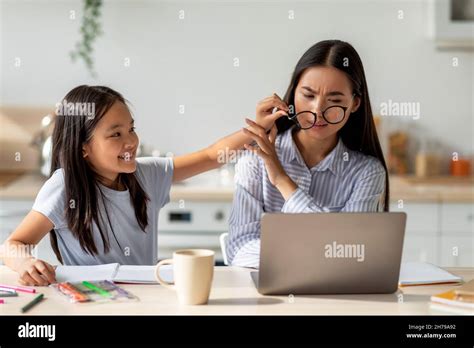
[155,249,215,305]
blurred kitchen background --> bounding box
[1,0,473,266]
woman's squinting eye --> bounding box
[130,126,136,132]
[300,90,345,104]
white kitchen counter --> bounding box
[1,172,473,203]
[0,172,235,202]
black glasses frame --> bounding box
[287,105,350,129]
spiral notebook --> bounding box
[55,263,173,284]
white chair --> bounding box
[219,232,229,266]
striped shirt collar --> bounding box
[277,126,347,177]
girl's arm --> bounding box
[173,129,257,182]
[172,94,288,182]
[1,211,57,286]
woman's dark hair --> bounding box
[276,40,389,211]
[49,85,149,263]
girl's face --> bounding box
[294,66,360,141]
[82,101,139,183]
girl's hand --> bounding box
[242,118,295,191]
[255,93,289,131]
[17,258,56,286]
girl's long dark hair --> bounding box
[49,85,149,263]
[276,40,389,211]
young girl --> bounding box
[227,40,390,268]
[1,85,287,286]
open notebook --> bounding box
[55,263,173,284]
[399,262,462,286]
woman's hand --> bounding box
[255,93,289,131]
[242,119,298,199]
[17,257,56,286]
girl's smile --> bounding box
[118,149,137,161]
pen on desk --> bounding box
[0,290,18,297]
[0,287,16,293]
[82,281,111,298]
[0,284,36,294]
[104,280,135,299]
[21,294,44,313]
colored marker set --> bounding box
[51,280,138,303]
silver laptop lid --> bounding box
[258,212,406,295]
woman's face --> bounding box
[293,66,360,141]
[82,101,139,183]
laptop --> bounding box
[251,212,406,295]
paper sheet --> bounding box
[55,263,174,284]
[114,265,173,284]
[55,263,118,283]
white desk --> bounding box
[1,266,473,315]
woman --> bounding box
[227,40,389,268]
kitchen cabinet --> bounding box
[439,203,474,267]
[158,201,231,264]
[391,202,440,265]
[0,199,60,265]
[391,201,473,267]
[440,203,474,234]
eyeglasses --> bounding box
[286,94,356,129]
[287,105,349,129]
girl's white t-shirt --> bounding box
[32,157,174,265]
